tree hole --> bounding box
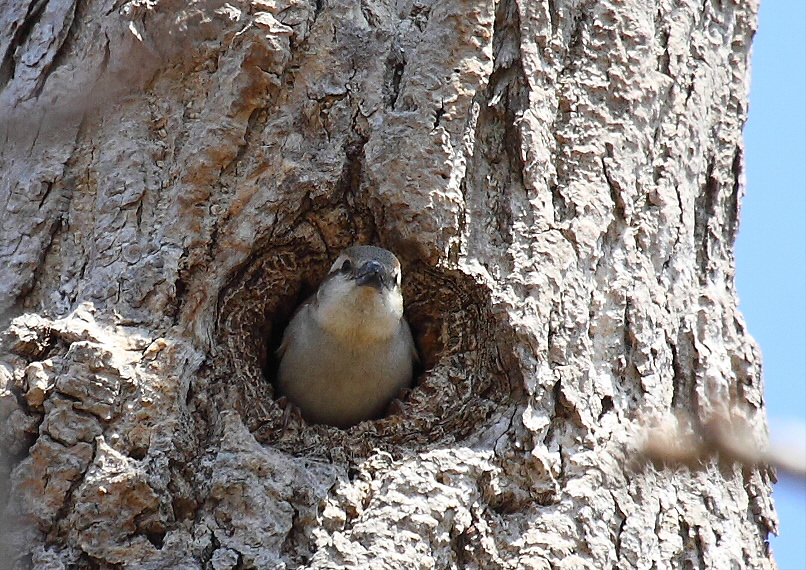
[208,234,524,457]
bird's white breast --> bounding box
[314,276,404,345]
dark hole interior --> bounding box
[261,283,318,389]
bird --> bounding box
[276,245,417,429]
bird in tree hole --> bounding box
[276,245,417,429]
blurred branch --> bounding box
[638,414,806,481]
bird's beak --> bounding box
[354,260,385,290]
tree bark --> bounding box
[0,0,776,568]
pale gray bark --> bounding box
[0,0,776,568]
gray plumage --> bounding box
[276,245,416,428]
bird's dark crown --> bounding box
[340,245,400,269]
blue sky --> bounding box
[735,1,806,568]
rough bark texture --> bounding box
[0,0,777,568]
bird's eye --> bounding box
[340,259,353,272]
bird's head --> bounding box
[313,245,405,344]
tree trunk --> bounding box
[0,0,776,568]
